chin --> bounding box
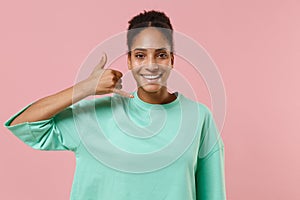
[140,84,163,93]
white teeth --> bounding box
[142,74,162,80]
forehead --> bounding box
[131,47,169,52]
[130,27,171,51]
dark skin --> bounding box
[10,27,176,125]
[127,27,177,104]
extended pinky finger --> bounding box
[112,88,134,98]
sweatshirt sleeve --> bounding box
[4,102,81,152]
[195,106,227,200]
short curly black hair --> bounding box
[127,10,174,53]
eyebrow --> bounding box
[132,48,168,52]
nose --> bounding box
[145,55,159,71]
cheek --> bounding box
[129,55,142,66]
[131,59,146,67]
[131,67,142,78]
[162,71,171,80]
[163,66,172,73]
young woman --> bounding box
[5,10,226,200]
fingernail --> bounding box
[101,52,105,59]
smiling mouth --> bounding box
[141,74,162,80]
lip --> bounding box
[140,73,162,80]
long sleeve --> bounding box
[195,106,227,200]
[4,102,81,151]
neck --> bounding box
[137,87,176,104]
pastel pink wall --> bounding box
[1,0,300,199]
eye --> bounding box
[135,53,145,59]
[157,52,168,59]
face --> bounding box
[127,27,174,93]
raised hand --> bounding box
[85,53,133,98]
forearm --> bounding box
[9,53,131,126]
[10,80,91,125]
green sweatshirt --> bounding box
[4,90,226,200]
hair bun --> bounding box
[128,10,173,30]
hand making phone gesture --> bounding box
[10,52,133,126]
[85,53,133,98]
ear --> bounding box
[127,53,132,70]
[171,53,174,67]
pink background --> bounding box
[1,0,300,199]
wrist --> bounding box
[74,79,93,99]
